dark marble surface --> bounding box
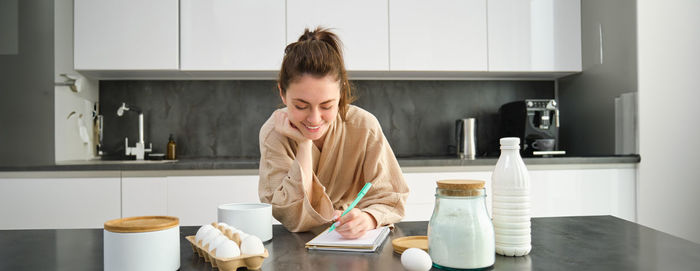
[99,80,554,159]
[0,155,640,171]
[1,216,698,271]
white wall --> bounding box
[54,0,99,161]
[638,0,700,244]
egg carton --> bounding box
[186,222,268,270]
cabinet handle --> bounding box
[599,24,604,64]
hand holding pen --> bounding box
[328,183,378,239]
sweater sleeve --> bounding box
[258,124,335,232]
[357,123,410,228]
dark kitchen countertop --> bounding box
[1,216,698,271]
[397,155,640,167]
[0,155,640,172]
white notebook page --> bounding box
[308,226,389,247]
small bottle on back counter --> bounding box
[167,134,176,160]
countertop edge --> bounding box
[0,155,640,173]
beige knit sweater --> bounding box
[258,105,409,232]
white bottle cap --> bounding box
[500,137,521,149]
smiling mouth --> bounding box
[303,123,322,130]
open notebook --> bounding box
[305,226,390,252]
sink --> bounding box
[97,154,178,163]
[56,158,178,165]
[93,159,178,164]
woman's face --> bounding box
[280,74,341,141]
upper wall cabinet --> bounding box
[487,0,582,72]
[180,0,285,71]
[287,0,389,71]
[73,0,582,78]
[74,0,179,70]
[389,0,487,71]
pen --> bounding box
[328,182,372,233]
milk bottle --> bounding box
[491,137,531,256]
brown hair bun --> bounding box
[279,27,356,120]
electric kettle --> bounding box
[455,118,477,160]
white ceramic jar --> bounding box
[103,216,180,271]
[218,203,272,242]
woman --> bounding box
[258,27,409,239]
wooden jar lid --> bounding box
[104,216,179,233]
[437,180,485,190]
[392,236,428,255]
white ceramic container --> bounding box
[218,203,272,242]
[103,216,180,271]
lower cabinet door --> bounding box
[0,174,121,229]
[121,176,168,218]
[166,175,263,226]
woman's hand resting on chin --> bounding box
[273,109,308,143]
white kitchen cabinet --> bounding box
[389,0,488,71]
[487,0,582,72]
[167,175,262,226]
[0,174,121,229]
[74,0,179,70]
[402,171,493,222]
[529,168,636,221]
[402,166,636,222]
[287,0,389,71]
[0,164,635,229]
[121,176,168,218]
[180,0,285,70]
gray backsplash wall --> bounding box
[100,80,554,159]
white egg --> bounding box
[401,248,432,271]
[217,222,230,228]
[201,228,222,249]
[215,240,241,258]
[240,235,265,255]
[208,235,229,253]
[195,224,214,243]
[237,231,249,240]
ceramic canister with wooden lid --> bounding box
[103,216,180,271]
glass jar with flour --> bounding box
[428,180,495,270]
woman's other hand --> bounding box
[332,209,378,239]
[274,109,308,143]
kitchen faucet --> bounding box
[117,102,152,160]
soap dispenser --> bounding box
[166,134,176,160]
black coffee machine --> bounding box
[499,99,566,156]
